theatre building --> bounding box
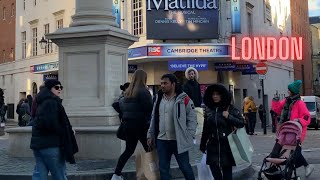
[123,0,294,113]
[0,0,295,123]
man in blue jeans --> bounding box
[148,74,197,180]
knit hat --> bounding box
[45,79,61,90]
[288,80,302,95]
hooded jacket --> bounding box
[183,67,202,107]
[147,87,197,154]
[200,84,244,167]
[243,96,257,113]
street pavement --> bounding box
[245,126,320,180]
[1,120,320,180]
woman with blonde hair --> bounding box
[112,69,153,180]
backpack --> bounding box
[178,96,191,118]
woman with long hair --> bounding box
[200,84,244,180]
[112,70,153,180]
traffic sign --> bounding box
[256,62,268,75]
[259,75,266,80]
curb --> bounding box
[0,163,252,180]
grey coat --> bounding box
[147,91,197,154]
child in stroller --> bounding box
[257,121,303,180]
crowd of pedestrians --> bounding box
[10,68,313,180]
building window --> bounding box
[44,24,52,54]
[132,0,143,35]
[23,0,26,10]
[11,3,14,17]
[56,19,63,29]
[21,32,26,59]
[247,12,253,36]
[2,7,6,20]
[10,48,14,59]
[243,89,247,98]
[32,28,38,56]
[2,50,5,63]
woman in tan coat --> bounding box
[243,96,257,135]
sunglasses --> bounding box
[54,85,63,90]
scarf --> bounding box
[279,94,300,124]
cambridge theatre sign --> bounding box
[146,0,219,40]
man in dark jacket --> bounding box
[30,80,78,180]
[183,67,202,107]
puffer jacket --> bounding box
[30,88,64,150]
[243,97,257,113]
[30,88,78,164]
[200,84,244,167]
[273,97,310,142]
[200,105,244,167]
[119,87,153,129]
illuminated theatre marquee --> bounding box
[231,37,303,61]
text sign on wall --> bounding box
[168,60,208,71]
[231,0,241,33]
[146,0,220,39]
[128,47,148,59]
[43,74,58,81]
[214,62,236,71]
[148,45,229,57]
[30,61,59,73]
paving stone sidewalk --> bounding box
[0,131,251,180]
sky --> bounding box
[309,0,320,17]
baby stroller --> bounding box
[257,121,302,180]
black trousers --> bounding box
[248,112,257,134]
[209,164,232,180]
[115,127,149,175]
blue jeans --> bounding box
[156,140,195,180]
[32,147,67,180]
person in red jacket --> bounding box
[273,80,314,177]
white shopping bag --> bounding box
[197,154,214,180]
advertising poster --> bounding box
[231,0,241,33]
[112,0,121,27]
[146,0,220,39]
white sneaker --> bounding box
[111,174,124,180]
[305,164,314,177]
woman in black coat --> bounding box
[200,84,244,180]
[30,80,78,180]
[112,70,153,180]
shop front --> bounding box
[128,43,258,98]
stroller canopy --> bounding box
[276,121,302,146]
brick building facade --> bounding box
[0,0,15,64]
[290,0,312,95]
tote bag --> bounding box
[227,128,254,166]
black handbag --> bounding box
[117,121,127,140]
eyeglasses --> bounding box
[54,85,63,90]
